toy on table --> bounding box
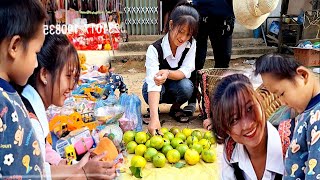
[55,127,94,158]
[98,65,108,73]
[73,83,104,101]
[74,98,95,113]
[65,145,77,165]
[70,112,98,130]
[73,83,92,95]
[53,122,69,139]
[102,71,128,100]
[78,53,87,71]
[80,111,95,123]
[49,115,74,138]
[49,112,98,139]
[83,86,104,101]
[55,139,70,158]
[67,128,94,155]
[74,137,94,156]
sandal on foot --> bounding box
[142,116,151,124]
[143,108,163,125]
[142,117,165,125]
[169,108,191,123]
[183,103,196,116]
[143,108,160,118]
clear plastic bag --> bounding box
[94,104,124,125]
[94,91,124,125]
[118,93,142,132]
[95,90,118,109]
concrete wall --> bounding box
[233,21,253,37]
[288,0,313,15]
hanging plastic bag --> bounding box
[119,93,129,107]
[131,94,142,132]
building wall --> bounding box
[288,0,313,15]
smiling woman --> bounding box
[211,74,284,180]
[26,33,80,108]
[142,4,200,136]
[16,33,117,180]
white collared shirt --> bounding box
[221,122,284,180]
[22,85,52,180]
[145,33,196,92]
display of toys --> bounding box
[94,107,114,124]
[55,127,94,158]
[65,145,77,165]
[73,84,92,95]
[74,99,95,114]
[49,112,98,139]
[49,115,72,134]
[84,121,99,131]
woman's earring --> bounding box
[44,81,47,85]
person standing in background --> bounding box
[185,0,235,121]
[189,0,280,130]
[161,0,188,34]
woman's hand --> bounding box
[154,70,170,86]
[148,119,162,136]
[203,118,213,130]
[78,150,116,180]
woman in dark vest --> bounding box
[142,4,199,135]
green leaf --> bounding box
[129,166,142,178]
[174,162,186,168]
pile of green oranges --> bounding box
[123,127,217,168]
